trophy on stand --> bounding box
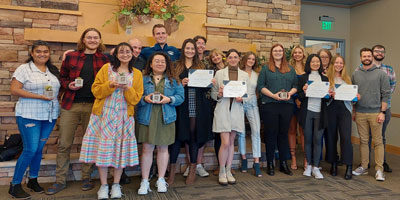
[279,89,288,99]
[117,72,128,85]
[44,85,54,98]
[75,77,83,87]
[152,92,161,103]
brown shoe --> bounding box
[213,168,219,176]
[81,179,94,191]
[186,164,196,185]
[167,164,176,185]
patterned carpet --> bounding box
[31,176,400,200]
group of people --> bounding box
[8,24,395,200]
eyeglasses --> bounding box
[320,56,329,59]
[154,59,166,64]
[85,36,100,40]
[373,50,385,54]
[118,51,132,55]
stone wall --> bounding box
[206,0,301,58]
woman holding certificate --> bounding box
[257,44,297,177]
[168,39,212,185]
[325,56,354,180]
[212,49,249,185]
[136,52,184,195]
[237,51,262,177]
[298,54,329,179]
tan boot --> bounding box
[218,166,228,185]
[167,164,176,185]
[226,166,236,184]
[185,163,196,185]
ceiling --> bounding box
[301,0,373,7]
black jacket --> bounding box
[297,73,329,130]
[175,67,213,145]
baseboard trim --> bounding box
[351,136,400,155]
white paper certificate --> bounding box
[334,84,358,101]
[188,69,214,88]
[223,80,248,98]
[305,81,330,98]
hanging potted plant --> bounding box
[149,0,186,35]
[132,0,152,24]
[104,0,134,35]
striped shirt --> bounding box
[13,62,61,121]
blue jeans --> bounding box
[12,117,56,184]
[238,98,261,158]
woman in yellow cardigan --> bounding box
[79,42,143,199]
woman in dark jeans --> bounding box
[326,56,354,180]
[168,39,212,185]
[257,43,297,176]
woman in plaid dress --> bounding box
[79,42,143,199]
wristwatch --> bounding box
[380,110,386,114]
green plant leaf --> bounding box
[162,13,171,20]
[176,15,184,22]
[154,14,160,19]
[161,8,167,13]
[143,8,150,14]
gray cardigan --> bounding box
[351,65,390,113]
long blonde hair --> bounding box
[327,56,351,89]
[289,45,306,73]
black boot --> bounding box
[279,161,293,176]
[330,162,338,176]
[383,162,392,173]
[27,178,44,193]
[344,165,352,180]
[119,169,131,184]
[267,162,275,176]
[9,183,31,199]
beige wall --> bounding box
[350,0,400,147]
[301,2,399,148]
[300,4,351,63]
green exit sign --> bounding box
[322,21,332,30]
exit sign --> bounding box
[322,21,332,30]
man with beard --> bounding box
[46,28,109,195]
[140,24,180,62]
[351,48,390,181]
[368,45,396,172]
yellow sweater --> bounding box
[91,63,144,116]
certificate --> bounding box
[334,84,358,101]
[223,80,248,98]
[188,69,214,88]
[305,81,330,98]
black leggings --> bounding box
[170,118,199,164]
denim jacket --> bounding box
[136,75,184,125]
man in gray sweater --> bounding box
[351,48,390,181]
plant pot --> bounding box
[137,15,152,24]
[163,18,179,35]
[118,14,134,35]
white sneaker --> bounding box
[110,183,122,199]
[352,166,368,176]
[183,166,189,177]
[156,178,168,193]
[196,164,209,177]
[312,167,324,179]
[138,179,151,195]
[375,170,385,181]
[303,165,312,177]
[97,184,109,200]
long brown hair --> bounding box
[327,56,351,89]
[174,38,205,76]
[268,44,290,73]
[77,28,106,53]
[239,51,260,73]
[143,52,179,85]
